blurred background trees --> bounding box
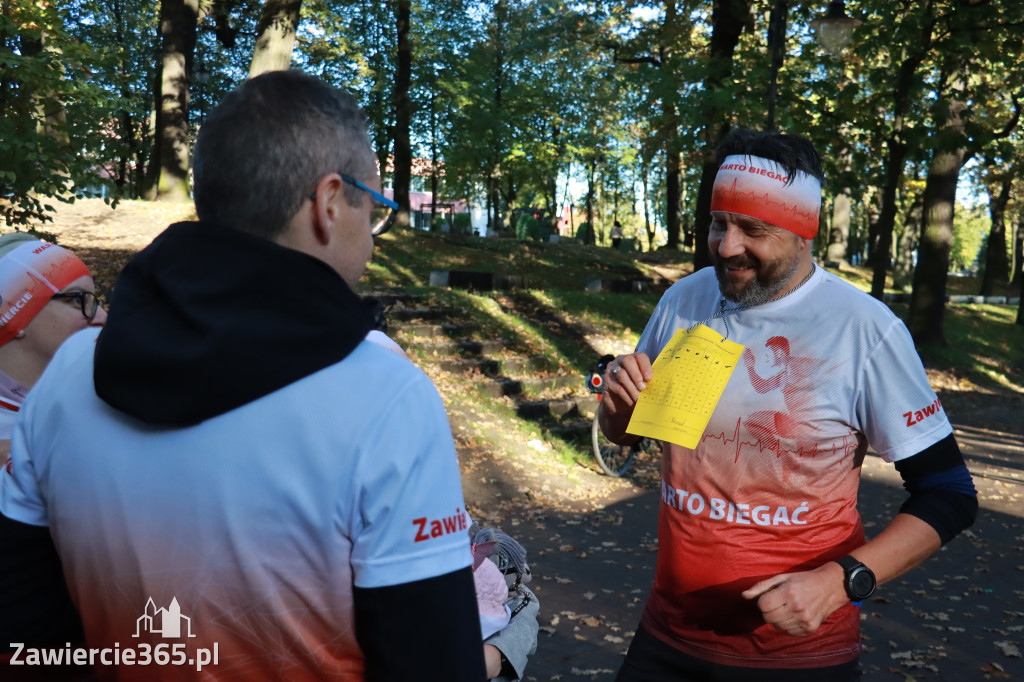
[3,0,1023,335]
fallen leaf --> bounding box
[995,641,1021,658]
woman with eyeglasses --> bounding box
[0,232,104,673]
[0,232,107,461]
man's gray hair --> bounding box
[192,70,375,240]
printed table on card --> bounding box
[627,325,744,449]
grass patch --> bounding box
[897,303,1024,394]
[366,229,691,290]
[373,233,1022,475]
[380,236,1022,396]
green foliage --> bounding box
[452,212,472,232]
[515,211,549,241]
[3,0,1022,291]
[0,2,113,226]
[364,228,670,290]
[952,203,988,272]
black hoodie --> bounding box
[93,221,375,426]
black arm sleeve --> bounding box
[0,512,84,651]
[894,433,979,545]
[354,566,485,682]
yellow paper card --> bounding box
[627,325,745,449]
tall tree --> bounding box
[909,79,967,345]
[0,0,108,225]
[249,0,302,77]
[691,0,752,269]
[865,3,934,300]
[979,165,1011,296]
[1017,218,1024,326]
[392,0,412,229]
[150,0,199,201]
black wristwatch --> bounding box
[836,555,876,604]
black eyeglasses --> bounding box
[51,291,101,321]
[310,175,399,236]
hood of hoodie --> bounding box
[94,221,375,426]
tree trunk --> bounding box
[664,143,681,249]
[1011,220,1021,284]
[825,142,853,264]
[153,0,198,202]
[248,0,302,77]
[642,164,654,251]
[1016,222,1024,325]
[485,184,493,234]
[429,94,437,231]
[870,8,937,298]
[909,95,968,346]
[692,0,752,269]
[584,159,596,245]
[693,156,720,267]
[502,172,516,231]
[1017,268,1024,326]
[546,125,559,232]
[826,190,852,264]
[979,175,1011,296]
[391,0,412,230]
[893,194,922,291]
[765,0,787,130]
[656,0,681,250]
[20,33,68,148]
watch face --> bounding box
[850,567,876,599]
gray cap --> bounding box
[0,232,42,260]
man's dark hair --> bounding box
[715,128,825,186]
[192,70,375,239]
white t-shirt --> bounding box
[1,327,472,680]
[635,265,952,668]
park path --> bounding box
[459,388,1024,682]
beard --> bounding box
[712,246,803,305]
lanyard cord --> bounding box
[687,264,817,340]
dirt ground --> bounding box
[31,199,1024,681]
[460,389,1024,682]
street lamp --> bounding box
[766,1,863,129]
[810,1,863,55]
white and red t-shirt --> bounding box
[635,266,952,668]
[1,327,472,681]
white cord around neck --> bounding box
[687,264,817,340]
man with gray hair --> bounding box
[1,70,484,680]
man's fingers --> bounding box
[606,353,653,396]
[741,575,787,601]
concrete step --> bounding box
[411,340,506,358]
[387,307,451,322]
[549,422,592,440]
[439,355,551,376]
[516,395,598,421]
[393,322,474,339]
[476,375,582,399]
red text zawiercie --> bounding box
[412,508,467,543]
[904,398,942,427]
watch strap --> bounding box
[835,554,863,574]
[835,554,872,604]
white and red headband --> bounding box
[710,154,821,239]
[0,240,91,346]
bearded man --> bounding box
[600,129,977,681]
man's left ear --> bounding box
[310,174,344,245]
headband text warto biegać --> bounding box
[0,240,91,346]
[710,154,821,239]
